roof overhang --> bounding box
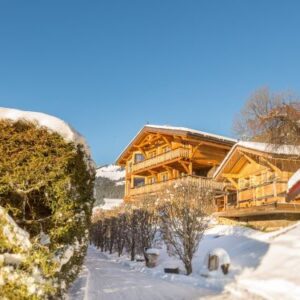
[116,125,237,166]
[213,141,300,180]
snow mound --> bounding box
[96,164,125,182]
[146,248,160,256]
[0,107,91,157]
[202,248,231,277]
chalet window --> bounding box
[134,177,145,187]
[134,153,144,163]
[227,192,237,206]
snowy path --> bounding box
[67,247,208,300]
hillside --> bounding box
[94,165,125,206]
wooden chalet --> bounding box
[213,141,300,218]
[116,125,236,201]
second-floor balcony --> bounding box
[129,175,226,197]
[131,147,190,174]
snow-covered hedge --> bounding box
[0,108,95,298]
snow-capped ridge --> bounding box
[96,164,125,182]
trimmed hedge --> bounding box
[0,120,95,299]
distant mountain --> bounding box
[94,165,125,206]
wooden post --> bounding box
[188,162,193,175]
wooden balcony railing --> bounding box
[129,175,225,197]
[131,147,190,173]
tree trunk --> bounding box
[185,262,192,275]
[130,240,135,261]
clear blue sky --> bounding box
[1,1,300,166]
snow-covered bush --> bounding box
[0,109,95,298]
[0,206,55,298]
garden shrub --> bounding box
[0,118,95,299]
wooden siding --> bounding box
[129,175,225,198]
[215,202,300,218]
[214,145,300,217]
[131,147,190,174]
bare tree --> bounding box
[234,87,300,147]
[114,213,127,256]
[158,181,213,275]
[136,196,159,257]
[124,208,140,261]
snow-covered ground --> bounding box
[67,247,211,300]
[68,222,300,300]
[93,198,124,212]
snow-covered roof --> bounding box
[145,125,237,143]
[236,141,300,156]
[0,107,92,157]
[288,169,300,192]
[214,141,300,179]
[116,124,236,164]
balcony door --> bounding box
[134,153,145,163]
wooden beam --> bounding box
[163,165,173,172]
[222,176,238,189]
[190,143,203,158]
[181,136,233,150]
[149,170,158,175]
[188,162,193,175]
[222,173,241,179]
[193,159,219,166]
[260,157,282,174]
[137,147,146,157]
[160,135,172,146]
[179,161,190,173]
[239,151,260,166]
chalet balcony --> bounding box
[131,147,190,174]
[129,175,225,197]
